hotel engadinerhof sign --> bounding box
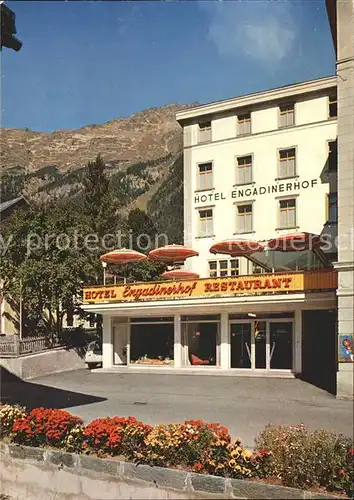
[83,271,337,304]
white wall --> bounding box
[183,96,337,278]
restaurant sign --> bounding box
[83,273,306,304]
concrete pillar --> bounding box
[336,269,354,398]
[220,312,230,369]
[102,315,113,369]
[294,309,302,374]
[334,0,354,399]
[174,314,182,368]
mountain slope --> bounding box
[1,104,188,173]
[1,104,191,242]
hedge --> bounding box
[0,404,353,497]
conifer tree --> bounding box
[81,154,118,238]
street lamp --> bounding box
[102,261,107,285]
[0,2,22,52]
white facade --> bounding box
[176,77,338,278]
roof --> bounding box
[176,75,337,124]
[0,196,28,215]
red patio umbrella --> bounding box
[148,244,199,263]
[100,248,148,265]
[210,239,264,257]
[267,232,321,252]
[161,269,200,280]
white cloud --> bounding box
[201,1,296,65]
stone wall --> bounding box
[0,443,342,500]
[0,347,86,380]
[335,0,354,400]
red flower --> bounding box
[81,415,150,456]
[12,408,82,447]
[258,449,271,457]
[339,469,346,476]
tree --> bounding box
[81,154,124,288]
[116,208,166,283]
[81,154,118,238]
[147,153,183,244]
[0,169,26,203]
[127,208,160,252]
[1,201,90,338]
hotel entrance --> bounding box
[230,317,293,371]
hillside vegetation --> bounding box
[1,104,194,242]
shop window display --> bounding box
[130,322,174,365]
[182,318,219,366]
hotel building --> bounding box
[178,76,338,278]
[83,75,348,395]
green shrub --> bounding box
[255,424,354,496]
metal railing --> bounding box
[0,335,61,357]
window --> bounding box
[328,140,337,172]
[219,260,228,277]
[236,204,253,233]
[278,148,296,178]
[130,323,174,365]
[237,113,251,135]
[209,260,217,278]
[329,94,337,118]
[182,319,219,367]
[279,104,295,128]
[198,121,211,143]
[197,162,213,190]
[236,155,252,185]
[279,198,296,228]
[208,259,239,277]
[327,192,337,223]
[230,259,239,276]
[198,208,213,237]
[252,264,266,274]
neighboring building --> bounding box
[326,0,354,399]
[82,77,341,394]
[0,196,28,219]
[175,76,337,278]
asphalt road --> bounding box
[3,369,353,448]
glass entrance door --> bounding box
[230,323,251,368]
[269,322,293,369]
[254,321,267,369]
[230,319,293,371]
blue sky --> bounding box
[2,0,335,132]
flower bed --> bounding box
[0,404,353,498]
